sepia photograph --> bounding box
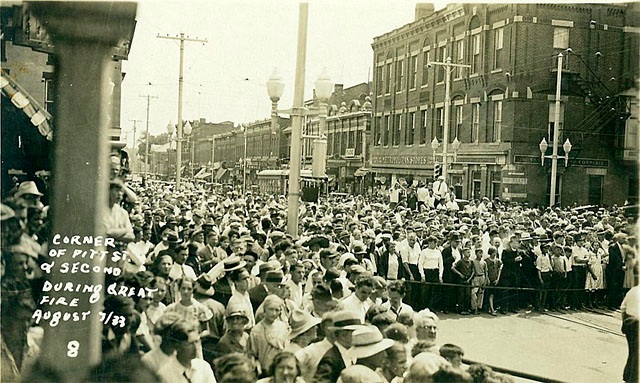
[1,1,638,382]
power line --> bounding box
[157,32,208,189]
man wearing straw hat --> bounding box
[350,325,394,371]
[285,309,321,353]
[314,310,364,383]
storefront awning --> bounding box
[354,168,370,177]
[215,167,228,180]
[1,69,53,141]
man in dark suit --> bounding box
[498,235,523,313]
[249,265,281,310]
[314,310,362,383]
[441,231,461,313]
[606,233,627,309]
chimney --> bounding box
[415,3,435,20]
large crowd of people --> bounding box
[1,160,638,382]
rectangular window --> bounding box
[393,114,401,146]
[356,124,363,155]
[588,175,604,205]
[409,55,418,89]
[420,110,428,145]
[492,100,502,142]
[491,171,502,199]
[341,130,348,155]
[553,27,569,49]
[471,103,480,142]
[455,40,465,78]
[44,77,55,115]
[434,107,444,140]
[385,63,393,94]
[374,116,382,146]
[333,122,340,155]
[384,115,391,146]
[422,50,430,86]
[396,59,404,92]
[471,34,481,74]
[407,112,416,146]
[328,132,334,155]
[348,128,355,151]
[494,28,503,69]
[454,104,463,142]
[436,45,447,83]
[376,66,384,95]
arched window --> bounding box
[421,37,431,86]
[468,16,482,75]
[487,90,504,143]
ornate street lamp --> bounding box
[312,67,334,178]
[267,68,285,139]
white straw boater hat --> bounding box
[351,325,395,359]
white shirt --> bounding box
[399,242,422,265]
[418,248,444,279]
[621,285,640,318]
[340,293,373,322]
[387,252,400,280]
[432,180,448,199]
[416,187,429,202]
[142,349,216,383]
[451,246,462,262]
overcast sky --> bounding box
[120,0,450,144]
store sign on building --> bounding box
[514,155,608,168]
[372,155,433,166]
[345,148,355,157]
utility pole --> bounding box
[287,3,309,239]
[428,57,470,179]
[157,33,207,190]
[550,53,563,207]
[139,94,157,180]
[128,119,142,173]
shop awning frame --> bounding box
[1,69,53,141]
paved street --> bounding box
[438,309,627,383]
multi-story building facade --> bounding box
[371,3,638,206]
[199,116,290,185]
[304,83,373,194]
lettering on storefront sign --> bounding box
[456,156,497,164]
[503,192,528,199]
[514,155,608,168]
[502,177,528,185]
[372,155,433,166]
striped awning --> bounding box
[1,69,53,141]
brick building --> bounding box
[371,3,638,206]
[305,83,373,194]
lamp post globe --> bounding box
[315,67,333,101]
[183,121,192,136]
[167,121,175,135]
[266,68,285,102]
[431,137,440,151]
[451,137,461,151]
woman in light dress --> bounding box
[586,241,605,308]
